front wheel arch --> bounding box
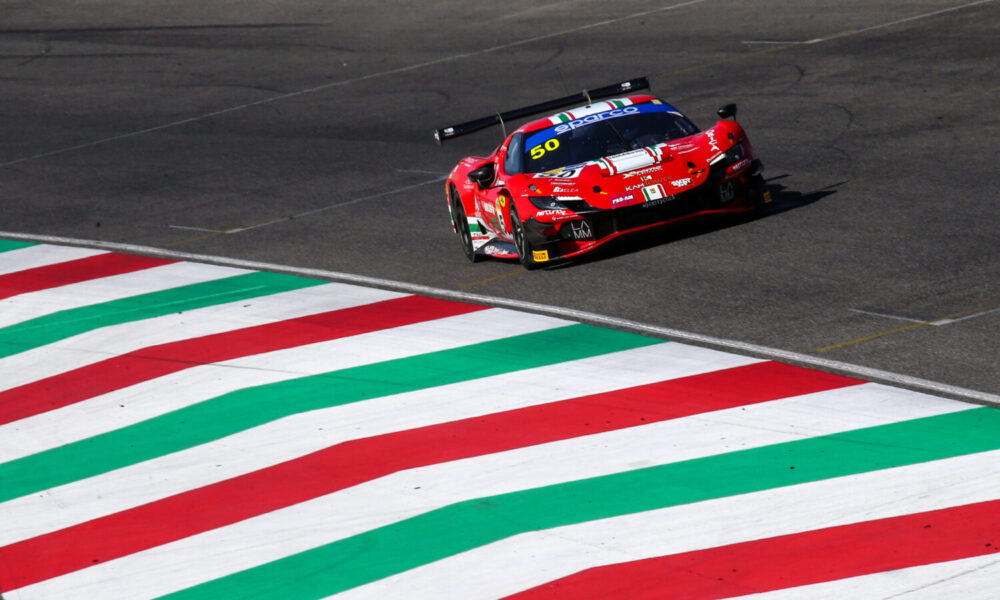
[450,183,482,263]
[509,202,541,270]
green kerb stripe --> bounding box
[0,324,662,502]
[0,239,36,253]
[0,271,326,359]
[158,406,1000,600]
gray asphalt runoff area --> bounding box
[1,0,997,397]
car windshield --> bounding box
[519,102,698,174]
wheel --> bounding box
[450,185,481,262]
[509,203,540,270]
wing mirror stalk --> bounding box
[717,103,738,120]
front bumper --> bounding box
[523,160,762,260]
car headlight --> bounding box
[724,143,745,164]
[528,196,567,210]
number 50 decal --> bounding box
[530,138,560,160]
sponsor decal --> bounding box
[551,186,577,193]
[481,201,496,215]
[481,243,512,256]
[667,141,698,154]
[534,166,584,179]
[535,209,575,222]
[527,102,682,148]
[642,196,671,208]
[763,190,773,203]
[671,178,692,188]
[706,129,721,153]
[641,184,668,202]
[719,180,736,204]
[625,180,667,192]
[532,249,550,262]
[553,106,640,134]
[611,193,640,207]
[729,158,751,173]
[566,219,594,241]
[622,165,664,179]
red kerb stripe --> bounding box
[0,253,175,301]
[503,499,1000,600]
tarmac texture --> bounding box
[1,0,998,394]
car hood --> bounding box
[525,126,738,209]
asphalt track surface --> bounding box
[1,0,998,396]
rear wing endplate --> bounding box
[433,76,649,144]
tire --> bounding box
[450,185,482,263]
[509,204,540,270]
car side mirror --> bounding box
[468,164,495,189]
[717,103,737,120]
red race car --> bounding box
[435,77,770,268]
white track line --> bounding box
[803,0,996,44]
[0,0,708,168]
[2,0,991,171]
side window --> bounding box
[504,133,525,175]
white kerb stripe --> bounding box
[0,282,406,393]
[0,261,251,329]
[14,386,972,600]
[0,244,108,276]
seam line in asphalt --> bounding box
[2,230,997,408]
[4,0,992,169]
[0,0,709,169]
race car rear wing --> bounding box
[433,76,650,144]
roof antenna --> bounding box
[496,112,507,139]
[583,89,592,106]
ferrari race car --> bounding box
[435,77,770,268]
